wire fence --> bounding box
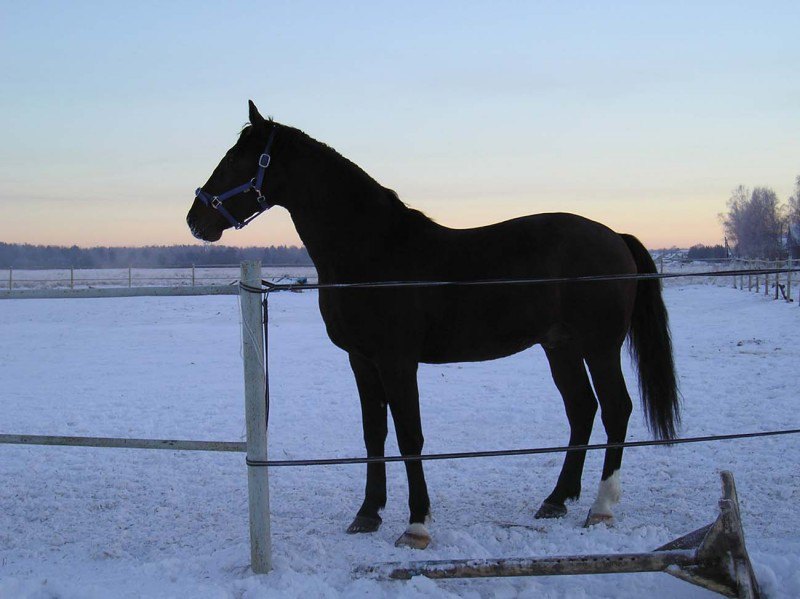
[241,265,800,293]
[2,428,798,467]
[225,263,800,468]
[2,263,798,464]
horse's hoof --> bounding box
[347,515,382,534]
[394,523,431,549]
[583,511,614,527]
[535,501,567,519]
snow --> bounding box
[1,283,798,598]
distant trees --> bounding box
[687,244,727,260]
[721,184,789,259]
[0,243,312,269]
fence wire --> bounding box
[239,265,800,294]
[245,428,800,468]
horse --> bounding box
[187,101,680,549]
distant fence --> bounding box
[0,264,317,298]
[729,258,797,303]
[656,256,798,304]
[4,259,797,304]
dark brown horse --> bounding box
[187,101,679,549]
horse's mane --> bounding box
[238,122,434,225]
[281,125,434,223]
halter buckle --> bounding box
[211,197,222,209]
[258,153,271,168]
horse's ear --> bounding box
[248,100,266,126]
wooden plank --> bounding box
[0,285,238,300]
[362,551,696,580]
[0,433,244,452]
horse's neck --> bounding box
[283,148,411,281]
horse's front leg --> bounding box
[376,359,431,549]
[347,353,388,534]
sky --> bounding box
[1,1,798,250]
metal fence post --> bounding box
[70,267,74,289]
[8,267,11,291]
[128,266,132,288]
[239,261,272,573]
[191,264,196,287]
[788,258,793,303]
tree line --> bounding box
[721,175,800,260]
[0,243,312,269]
[686,244,728,260]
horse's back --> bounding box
[416,213,638,362]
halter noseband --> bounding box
[195,126,278,229]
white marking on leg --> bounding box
[405,522,430,537]
[396,518,432,549]
[404,512,432,535]
[590,470,621,516]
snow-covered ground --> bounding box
[1,283,798,598]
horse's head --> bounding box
[187,101,282,242]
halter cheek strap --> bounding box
[195,126,278,229]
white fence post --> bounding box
[239,261,272,574]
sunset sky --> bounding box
[1,1,798,249]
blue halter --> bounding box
[195,126,278,229]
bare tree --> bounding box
[721,185,750,256]
[789,175,800,225]
[722,185,785,259]
[788,175,800,258]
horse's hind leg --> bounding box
[584,349,633,526]
[377,360,431,549]
[535,346,598,519]
[346,354,388,534]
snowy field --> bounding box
[0,283,798,598]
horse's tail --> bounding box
[620,234,681,440]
